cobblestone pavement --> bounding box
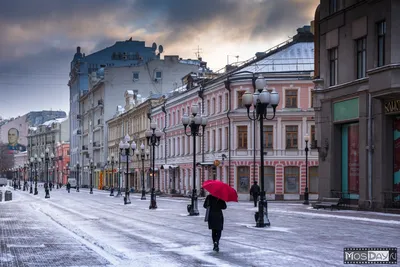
[0,186,399,267]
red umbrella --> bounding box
[202,180,238,202]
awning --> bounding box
[196,162,215,167]
[149,168,159,171]
[160,164,179,169]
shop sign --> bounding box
[384,99,400,115]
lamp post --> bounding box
[146,123,162,210]
[41,148,54,199]
[136,143,149,200]
[76,162,80,192]
[182,104,208,216]
[89,159,94,194]
[29,159,34,194]
[23,163,27,191]
[31,155,40,195]
[304,134,310,205]
[108,154,117,196]
[18,166,21,190]
[242,74,280,228]
[119,135,136,205]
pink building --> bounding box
[153,26,319,201]
[55,142,70,184]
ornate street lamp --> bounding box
[76,162,80,192]
[89,159,95,194]
[23,163,28,191]
[304,134,310,205]
[119,134,137,205]
[116,142,123,197]
[41,148,54,198]
[18,165,22,190]
[242,74,280,228]
[182,104,208,216]
[29,158,34,194]
[136,143,149,200]
[146,123,162,210]
[107,153,117,196]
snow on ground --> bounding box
[0,186,398,267]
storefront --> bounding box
[333,97,360,203]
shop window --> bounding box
[263,126,273,148]
[311,125,317,149]
[309,166,318,193]
[237,126,248,149]
[237,91,246,109]
[286,126,298,149]
[329,0,339,15]
[284,166,299,193]
[262,166,275,193]
[237,166,250,193]
[285,90,298,108]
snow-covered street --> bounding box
[1,186,399,267]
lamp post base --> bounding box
[124,193,131,205]
[23,186,26,191]
[45,189,50,199]
[303,191,309,205]
[116,189,122,197]
[34,186,38,195]
[110,190,114,196]
[76,187,80,192]
[188,195,199,216]
[90,186,93,194]
[29,186,33,194]
[141,189,146,200]
[149,189,157,209]
[255,199,270,228]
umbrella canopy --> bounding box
[202,180,238,202]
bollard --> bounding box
[5,190,12,201]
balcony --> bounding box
[77,114,82,120]
[93,142,101,148]
[82,145,88,151]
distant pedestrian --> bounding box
[66,182,71,193]
[250,181,260,207]
[203,194,227,252]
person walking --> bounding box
[250,181,261,207]
[203,194,227,252]
[66,182,71,193]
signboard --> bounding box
[384,99,400,115]
[333,98,359,122]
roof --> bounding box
[240,42,314,73]
[41,117,68,126]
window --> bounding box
[207,99,210,115]
[262,166,275,193]
[311,90,315,108]
[329,48,338,86]
[263,126,273,148]
[212,130,216,151]
[133,72,139,81]
[219,128,222,150]
[284,166,299,193]
[237,91,246,108]
[218,95,222,112]
[311,125,316,149]
[212,98,216,114]
[225,93,229,111]
[309,166,319,193]
[225,127,229,150]
[285,90,298,108]
[356,37,367,79]
[329,0,338,15]
[237,126,248,149]
[286,126,298,149]
[155,71,162,79]
[181,136,185,154]
[377,21,386,67]
[172,112,175,126]
[207,131,210,152]
[237,166,250,193]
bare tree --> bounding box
[0,142,14,178]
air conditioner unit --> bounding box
[98,99,104,106]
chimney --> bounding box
[77,46,81,53]
[293,25,313,42]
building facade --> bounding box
[27,118,70,166]
[313,0,400,210]
[55,142,70,185]
[151,26,319,200]
[106,93,164,191]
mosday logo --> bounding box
[344,248,397,264]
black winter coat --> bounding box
[203,195,227,231]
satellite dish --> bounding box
[158,45,164,54]
[152,42,157,51]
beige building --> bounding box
[106,91,164,191]
[313,0,400,211]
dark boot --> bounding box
[213,242,218,251]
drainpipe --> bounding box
[198,86,205,195]
[161,103,167,192]
[224,79,232,187]
[367,93,373,209]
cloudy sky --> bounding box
[0,0,318,119]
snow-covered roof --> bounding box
[241,42,314,73]
[41,117,68,126]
